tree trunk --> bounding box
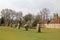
[15,24,17,28]
[18,24,20,29]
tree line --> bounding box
[0,8,50,32]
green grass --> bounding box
[0,26,60,40]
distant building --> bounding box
[40,13,60,28]
[49,13,60,24]
[53,13,58,19]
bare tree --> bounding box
[40,8,50,20]
[1,9,16,27]
[10,10,16,27]
[17,12,23,29]
[35,13,41,23]
[1,9,11,26]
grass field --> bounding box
[0,26,60,40]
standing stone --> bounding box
[24,24,29,31]
[36,23,41,32]
[18,23,20,29]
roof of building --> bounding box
[49,19,60,24]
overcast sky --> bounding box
[0,0,60,16]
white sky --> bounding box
[0,0,60,16]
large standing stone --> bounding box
[24,24,29,31]
[36,23,41,32]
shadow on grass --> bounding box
[36,31,58,34]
